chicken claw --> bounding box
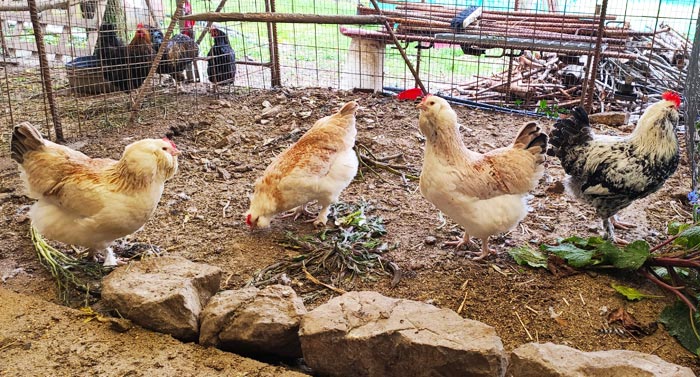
[280,204,313,221]
[610,216,637,230]
[444,233,477,250]
[471,237,494,261]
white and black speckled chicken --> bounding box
[547,91,681,243]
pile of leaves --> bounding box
[509,219,700,355]
[247,201,399,301]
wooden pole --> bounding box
[27,0,63,141]
[194,0,228,45]
[265,0,281,87]
[369,0,426,94]
[181,12,386,24]
[584,0,608,112]
[129,0,186,124]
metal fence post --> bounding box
[684,8,700,190]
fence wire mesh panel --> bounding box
[0,0,698,141]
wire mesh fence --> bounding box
[0,0,698,142]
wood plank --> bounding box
[6,38,90,56]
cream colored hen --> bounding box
[246,101,359,229]
[417,95,547,259]
[10,122,180,266]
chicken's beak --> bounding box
[171,149,181,157]
[416,102,428,111]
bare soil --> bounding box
[1,86,698,375]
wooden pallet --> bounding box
[0,0,107,61]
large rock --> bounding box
[200,285,307,358]
[102,255,222,341]
[299,291,507,377]
[508,342,695,377]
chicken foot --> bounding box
[444,233,478,251]
[603,218,630,245]
[280,204,313,221]
[471,237,494,261]
[87,248,119,267]
[610,215,637,230]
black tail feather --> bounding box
[546,106,592,158]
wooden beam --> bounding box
[0,0,70,13]
[181,12,386,24]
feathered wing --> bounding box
[11,123,114,217]
[456,122,548,199]
[547,106,594,175]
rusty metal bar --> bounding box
[27,0,63,141]
[584,0,608,111]
[181,12,386,24]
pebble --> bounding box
[424,236,437,245]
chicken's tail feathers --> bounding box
[546,106,592,158]
[11,122,45,164]
[526,133,548,155]
[338,101,359,116]
[513,122,543,149]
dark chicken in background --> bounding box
[127,22,155,91]
[206,27,236,87]
[547,91,681,243]
[95,23,130,92]
[153,28,199,85]
[148,1,199,86]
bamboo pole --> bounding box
[27,0,63,141]
[181,12,386,24]
[129,0,186,124]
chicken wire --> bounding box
[0,0,699,140]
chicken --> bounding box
[246,101,359,229]
[206,27,236,87]
[10,122,180,266]
[154,29,200,85]
[95,23,130,92]
[417,95,547,260]
[547,92,681,243]
[127,23,155,91]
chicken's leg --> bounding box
[280,204,313,221]
[603,218,629,245]
[312,201,332,227]
[472,237,493,261]
[444,233,476,250]
[610,215,637,230]
[86,248,119,267]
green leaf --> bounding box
[606,240,650,270]
[611,283,663,301]
[508,246,548,269]
[543,243,595,268]
[675,226,700,249]
[668,222,690,236]
[659,301,700,355]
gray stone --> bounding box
[101,256,221,341]
[508,342,695,377]
[200,285,307,358]
[299,291,507,377]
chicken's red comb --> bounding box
[420,93,433,103]
[136,22,144,28]
[246,213,252,227]
[162,137,178,151]
[662,91,681,108]
[397,87,424,101]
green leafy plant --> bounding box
[536,99,568,117]
[247,201,398,300]
[509,193,700,355]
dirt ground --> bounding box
[1,86,699,375]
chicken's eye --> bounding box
[162,147,168,151]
